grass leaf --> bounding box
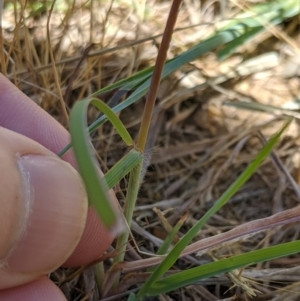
[69,99,118,230]
[69,97,136,232]
[89,98,134,146]
[148,215,187,273]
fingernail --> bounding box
[5,155,88,273]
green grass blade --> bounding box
[58,143,75,158]
[148,216,186,273]
[104,149,143,189]
[156,217,186,256]
[217,26,262,61]
[89,98,133,146]
[156,226,181,256]
[69,99,119,231]
[59,97,135,157]
[57,86,148,157]
[90,66,154,96]
[88,87,148,134]
[137,120,291,298]
[147,240,300,296]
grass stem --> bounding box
[136,0,182,151]
[113,0,182,286]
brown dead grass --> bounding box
[1,0,300,300]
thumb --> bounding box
[0,127,88,289]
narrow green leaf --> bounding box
[90,66,154,96]
[137,120,291,297]
[156,222,183,256]
[69,99,118,230]
[58,95,137,157]
[89,98,133,146]
[104,149,144,189]
[217,26,262,61]
[58,143,74,158]
[147,239,300,296]
[148,217,186,273]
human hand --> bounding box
[0,73,117,300]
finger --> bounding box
[0,74,74,163]
[63,206,114,266]
[0,73,116,266]
[0,276,67,301]
[0,127,87,289]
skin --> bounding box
[0,73,118,300]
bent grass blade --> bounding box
[89,98,134,146]
[69,98,138,233]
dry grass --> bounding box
[1,0,300,300]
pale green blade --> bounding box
[89,98,133,146]
[69,98,137,231]
[69,99,118,230]
[90,66,154,96]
